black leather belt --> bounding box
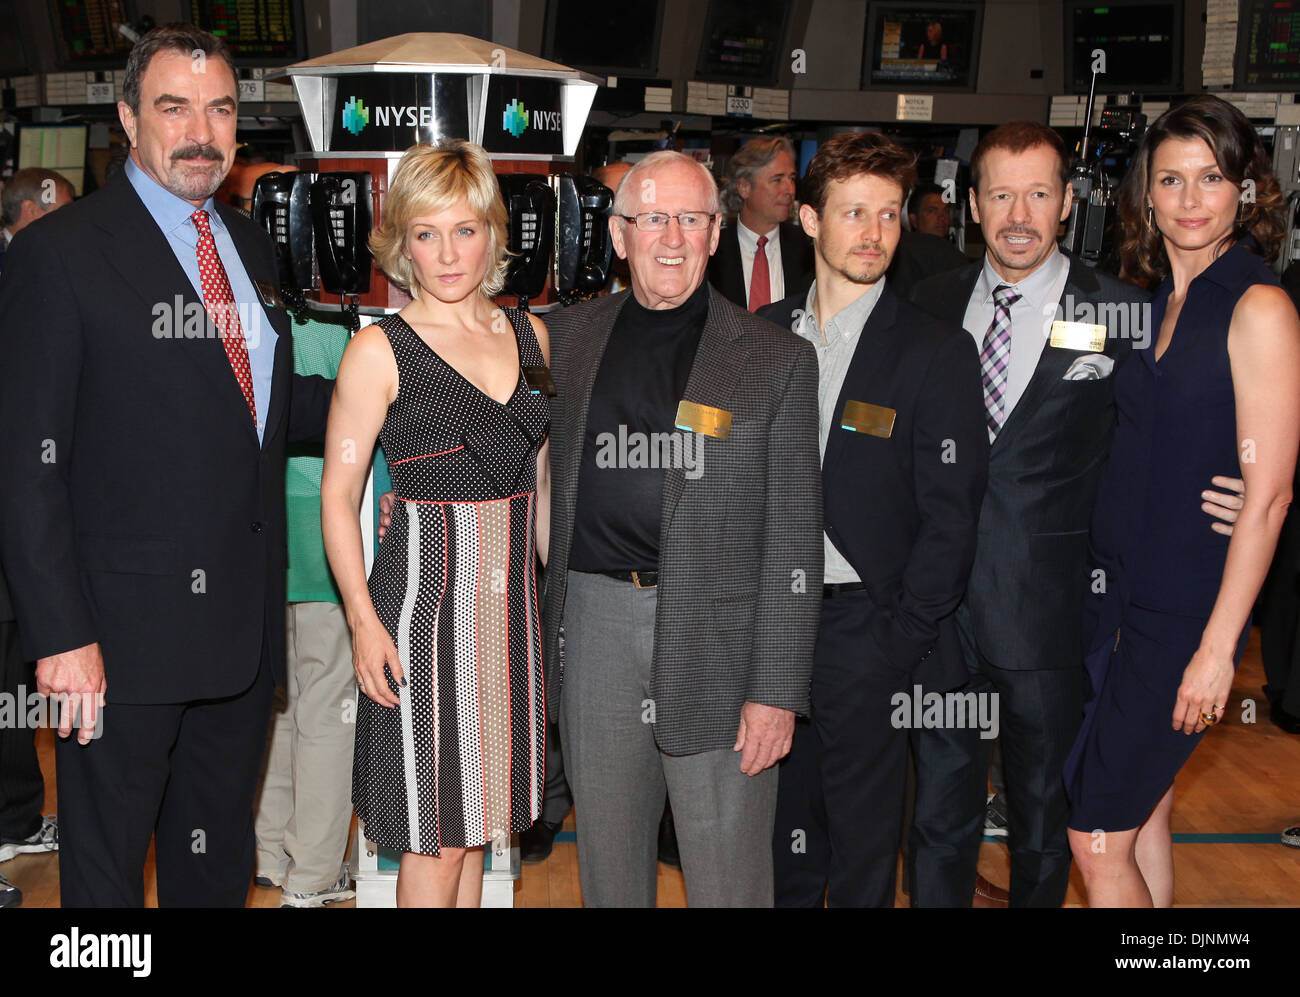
[603,570,658,589]
[823,582,866,598]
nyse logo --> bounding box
[503,99,561,138]
[341,96,369,136]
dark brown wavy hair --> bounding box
[1117,94,1286,288]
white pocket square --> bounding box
[1063,354,1114,380]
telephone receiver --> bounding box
[310,172,373,295]
[555,174,614,294]
[251,171,314,291]
[497,174,556,302]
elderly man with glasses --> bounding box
[540,150,823,906]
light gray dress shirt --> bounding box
[793,276,888,584]
[961,248,1070,440]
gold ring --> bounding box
[1200,710,1220,726]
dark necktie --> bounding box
[192,209,257,423]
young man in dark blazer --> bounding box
[0,25,331,906]
[906,122,1242,907]
[760,132,988,906]
[543,151,823,906]
[709,137,814,311]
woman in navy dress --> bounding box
[1065,95,1300,906]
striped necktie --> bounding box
[979,284,1021,436]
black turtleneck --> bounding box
[569,279,710,572]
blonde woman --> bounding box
[321,141,551,907]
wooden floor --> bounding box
[7,629,1300,907]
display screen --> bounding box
[51,0,135,66]
[862,3,983,91]
[189,0,301,63]
[1065,2,1182,93]
[1235,0,1300,90]
[544,0,662,76]
[695,0,793,86]
[17,125,88,196]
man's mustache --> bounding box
[997,225,1040,240]
[171,145,223,163]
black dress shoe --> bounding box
[1271,700,1300,734]
[520,819,562,864]
[0,873,21,907]
[658,806,680,869]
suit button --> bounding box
[251,522,263,534]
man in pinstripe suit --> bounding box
[542,151,823,906]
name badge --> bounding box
[675,400,732,440]
[522,365,556,397]
[1050,321,1106,352]
[841,400,896,438]
[253,279,286,312]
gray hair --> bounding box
[1,168,73,227]
[612,150,722,219]
[720,136,797,215]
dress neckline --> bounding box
[393,312,526,408]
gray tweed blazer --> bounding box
[542,284,824,755]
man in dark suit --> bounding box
[906,121,1240,906]
[709,136,814,311]
[0,24,331,907]
[543,150,823,906]
[761,132,988,906]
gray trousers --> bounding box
[559,571,777,907]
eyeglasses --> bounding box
[618,211,717,232]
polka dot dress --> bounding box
[353,307,549,856]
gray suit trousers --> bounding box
[558,570,777,907]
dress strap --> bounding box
[504,306,546,368]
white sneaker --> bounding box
[280,868,355,908]
[0,815,58,863]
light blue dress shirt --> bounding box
[125,155,278,444]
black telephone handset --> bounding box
[555,175,614,296]
[251,171,314,291]
[310,172,373,296]
[497,174,556,304]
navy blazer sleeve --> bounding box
[869,329,987,668]
[0,224,99,660]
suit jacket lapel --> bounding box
[661,287,749,537]
[93,174,262,447]
[822,290,900,483]
[217,201,289,447]
[990,257,1099,452]
[560,292,626,531]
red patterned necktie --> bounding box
[749,233,771,312]
[191,209,257,423]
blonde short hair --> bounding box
[369,141,510,298]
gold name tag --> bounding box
[841,400,896,438]
[1049,321,1106,352]
[675,400,732,440]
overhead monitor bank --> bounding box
[265,33,610,317]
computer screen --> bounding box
[861,2,984,92]
[189,0,303,64]
[544,0,664,77]
[17,126,89,197]
[1064,1,1183,94]
[1235,0,1300,91]
[695,0,795,87]
[50,0,136,68]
